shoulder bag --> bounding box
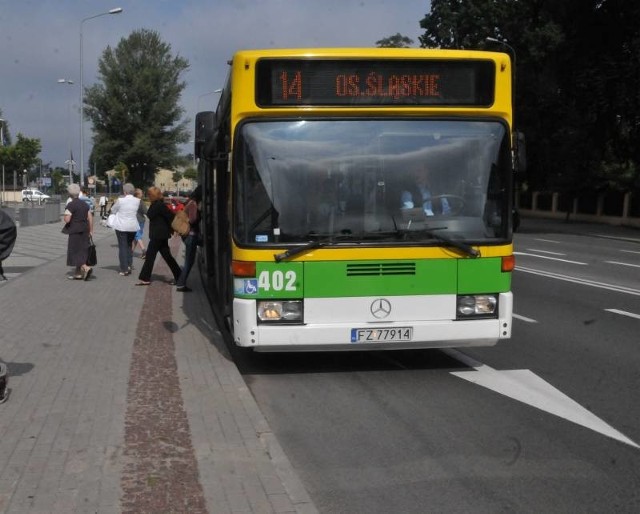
[171,210,190,236]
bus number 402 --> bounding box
[257,270,297,292]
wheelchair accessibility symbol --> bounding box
[244,279,258,295]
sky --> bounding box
[0,0,430,172]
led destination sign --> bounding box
[256,59,495,107]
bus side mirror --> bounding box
[195,111,215,159]
[513,131,527,177]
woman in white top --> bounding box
[110,183,141,275]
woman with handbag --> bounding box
[136,187,182,286]
[63,183,93,281]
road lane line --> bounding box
[514,252,588,265]
[513,313,538,323]
[620,249,640,255]
[533,238,561,243]
[524,249,566,256]
[605,309,640,320]
[516,266,640,296]
[591,233,640,244]
[605,261,640,269]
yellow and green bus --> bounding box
[195,47,520,351]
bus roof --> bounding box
[230,47,509,60]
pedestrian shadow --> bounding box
[178,264,234,362]
[163,321,179,333]
[0,360,35,377]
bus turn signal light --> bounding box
[232,260,256,277]
[501,255,515,272]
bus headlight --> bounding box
[257,300,303,323]
[457,294,498,318]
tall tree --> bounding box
[376,33,414,48]
[0,133,42,184]
[418,0,640,196]
[84,29,190,186]
[51,168,66,194]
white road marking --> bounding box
[620,249,640,255]
[591,234,640,244]
[605,260,640,269]
[514,252,588,265]
[517,266,640,296]
[513,313,538,323]
[605,309,640,320]
[533,238,561,243]
[444,349,639,449]
[524,249,566,256]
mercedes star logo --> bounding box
[370,298,392,319]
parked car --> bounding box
[21,189,50,204]
[166,197,185,213]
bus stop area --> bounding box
[0,221,315,513]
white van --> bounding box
[21,189,50,204]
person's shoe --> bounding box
[68,275,83,280]
[176,286,192,292]
[140,251,146,259]
[119,271,131,276]
[82,267,93,281]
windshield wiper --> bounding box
[274,233,354,262]
[425,229,480,258]
[390,224,480,258]
[388,214,479,257]
[274,240,324,262]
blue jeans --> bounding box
[115,230,136,272]
[176,234,198,287]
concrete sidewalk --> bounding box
[0,222,316,513]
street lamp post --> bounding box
[80,7,123,189]
[58,79,75,185]
[196,89,223,113]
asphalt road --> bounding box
[235,218,640,513]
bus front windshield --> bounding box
[234,119,511,247]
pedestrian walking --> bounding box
[136,187,181,286]
[175,186,202,292]
[63,183,93,281]
[99,194,108,218]
[132,188,147,259]
[109,183,140,276]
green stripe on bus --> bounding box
[235,258,510,299]
[304,260,456,298]
[458,257,511,293]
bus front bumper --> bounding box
[232,293,512,352]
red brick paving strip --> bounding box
[120,276,208,513]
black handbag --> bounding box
[87,236,97,266]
